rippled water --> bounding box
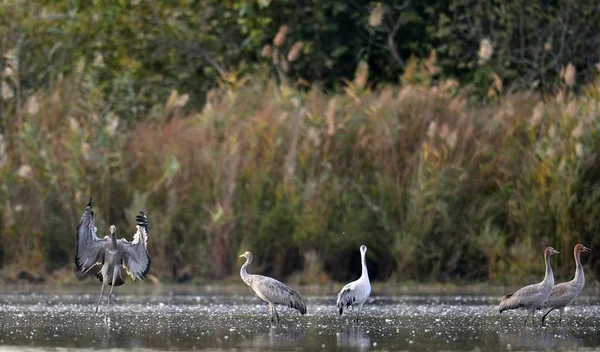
[1,286,599,351]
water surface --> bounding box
[0,286,599,351]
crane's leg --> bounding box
[531,310,536,325]
[268,304,279,324]
[542,308,555,326]
[104,268,118,320]
[268,304,275,323]
[523,312,530,325]
[355,303,364,323]
[95,283,105,313]
[559,308,564,325]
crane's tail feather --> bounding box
[498,293,521,313]
[95,272,125,287]
[337,288,354,316]
[289,289,307,315]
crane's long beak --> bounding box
[583,246,592,252]
[239,254,245,258]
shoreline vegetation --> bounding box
[2,72,600,286]
[2,1,600,287]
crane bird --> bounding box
[75,199,151,319]
[498,246,559,325]
[239,251,307,323]
[337,245,371,323]
[541,244,591,326]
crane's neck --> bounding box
[360,251,369,280]
[543,251,554,287]
[240,259,251,286]
[111,233,118,248]
[574,250,585,284]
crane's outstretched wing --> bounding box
[75,199,110,272]
[120,211,151,280]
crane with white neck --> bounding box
[337,245,371,323]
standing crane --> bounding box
[239,251,307,323]
[337,245,371,323]
[499,247,559,325]
[542,244,591,326]
[75,199,151,319]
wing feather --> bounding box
[253,276,307,314]
[499,283,547,312]
[75,200,110,272]
[545,282,578,308]
[120,211,151,280]
[337,286,354,315]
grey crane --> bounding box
[541,243,591,326]
[337,245,371,323]
[239,251,307,323]
[499,247,559,325]
[75,199,151,319]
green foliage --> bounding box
[2,0,598,126]
[427,0,600,91]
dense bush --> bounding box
[1,64,600,284]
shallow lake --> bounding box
[0,286,599,351]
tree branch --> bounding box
[144,0,229,80]
[386,1,411,69]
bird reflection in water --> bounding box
[498,328,582,351]
[337,327,371,351]
[250,325,307,349]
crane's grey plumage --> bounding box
[542,244,591,326]
[337,245,371,323]
[499,247,559,325]
[75,199,150,319]
[239,251,307,323]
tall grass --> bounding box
[2,67,600,285]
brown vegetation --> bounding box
[2,60,600,285]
